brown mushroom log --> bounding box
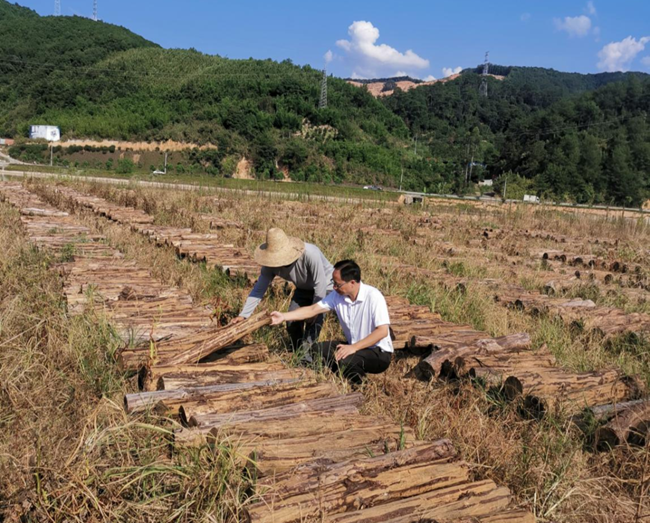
[414,333,531,381]
[156,366,302,391]
[243,424,417,477]
[178,381,335,425]
[246,441,458,523]
[159,311,271,366]
[595,400,650,450]
[325,480,511,523]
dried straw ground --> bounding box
[2,178,650,522]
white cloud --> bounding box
[324,50,333,64]
[586,1,597,15]
[554,15,592,37]
[423,75,436,81]
[394,71,408,77]
[520,13,531,22]
[350,71,366,80]
[336,20,430,77]
[442,66,462,78]
[597,36,650,71]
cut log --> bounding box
[175,399,366,448]
[326,480,511,523]
[157,366,302,391]
[414,333,531,381]
[194,393,364,431]
[246,441,458,523]
[159,311,271,366]
[595,400,650,450]
[244,424,416,477]
[124,378,303,414]
[180,382,336,425]
[588,398,650,422]
[457,509,536,523]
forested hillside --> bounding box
[1,1,649,204]
[384,69,650,205]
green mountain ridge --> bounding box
[1,0,649,204]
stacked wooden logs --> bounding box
[413,331,638,417]
[53,186,260,280]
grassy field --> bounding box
[2,177,650,521]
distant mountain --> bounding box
[1,0,649,204]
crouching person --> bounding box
[270,260,393,384]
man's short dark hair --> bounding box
[334,259,361,282]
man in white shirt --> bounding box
[271,259,393,384]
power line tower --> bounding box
[92,0,98,21]
[54,0,61,16]
[318,69,328,109]
[479,51,489,97]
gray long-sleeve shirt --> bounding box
[240,243,334,318]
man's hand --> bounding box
[230,316,246,325]
[270,311,286,325]
[335,343,357,362]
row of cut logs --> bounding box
[3,183,537,521]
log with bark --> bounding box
[158,311,271,366]
[179,381,335,425]
[137,343,269,389]
[198,393,364,432]
[414,333,531,381]
[245,440,458,523]
[595,400,650,450]
[325,480,511,523]
[504,368,636,416]
[173,394,365,448]
[156,366,301,391]
[125,378,303,414]
[243,424,417,477]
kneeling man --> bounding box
[271,259,392,384]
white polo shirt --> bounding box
[317,282,393,353]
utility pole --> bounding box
[479,51,489,97]
[399,164,404,191]
[503,173,508,202]
[318,69,328,109]
[49,144,53,166]
[413,135,418,157]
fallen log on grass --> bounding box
[179,381,334,425]
[124,378,302,413]
[246,441,458,523]
[414,333,531,381]
[137,343,269,389]
[595,399,650,450]
[174,394,365,448]
[243,424,417,477]
[326,480,511,523]
[156,366,300,390]
[159,311,271,366]
[504,368,636,417]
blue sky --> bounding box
[18,0,650,79]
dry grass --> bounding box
[3,178,650,522]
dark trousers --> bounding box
[287,288,325,351]
[315,341,392,384]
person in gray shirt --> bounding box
[232,228,333,352]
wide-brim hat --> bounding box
[254,228,305,267]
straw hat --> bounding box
[254,228,305,267]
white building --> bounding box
[29,125,60,142]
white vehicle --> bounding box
[523,194,540,203]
